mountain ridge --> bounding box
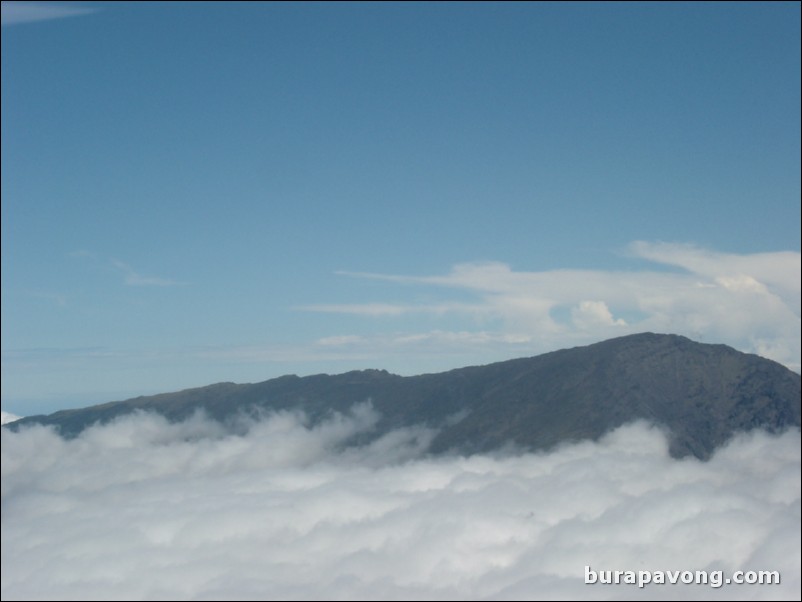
[7,333,801,459]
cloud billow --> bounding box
[303,242,801,372]
[2,407,799,600]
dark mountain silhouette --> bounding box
[7,333,801,459]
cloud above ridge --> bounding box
[2,408,800,601]
[301,242,801,371]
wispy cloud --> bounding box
[69,251,186,287]
[24,290,68,307]
[296,301,483,317]
[297,302,419,317]
[186,332,538,373]
[110,259,187,287]
[313,330,535,357]
[628,241,801,309]
[1,1,95,26]
[315,334,367,347]
[68,249,94,259]
[303,242,802,371]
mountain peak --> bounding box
[7,333,800,460]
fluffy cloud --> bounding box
[571,300,627,329]
[0,411,22,426]
[303,242,801,371]
[2,408,799,601]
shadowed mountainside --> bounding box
[7,333,801,459]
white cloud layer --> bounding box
[305,242,802,371]
[2,408,799,601]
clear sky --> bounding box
[2,1,800,415]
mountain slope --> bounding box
[7,333,801,459]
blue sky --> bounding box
[2,2,800,415]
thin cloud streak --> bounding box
[1,1,94,26]
[68,252,187,287]
[296,301,484,317]
[110,260,187,288]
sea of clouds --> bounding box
[2,405,800,601]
